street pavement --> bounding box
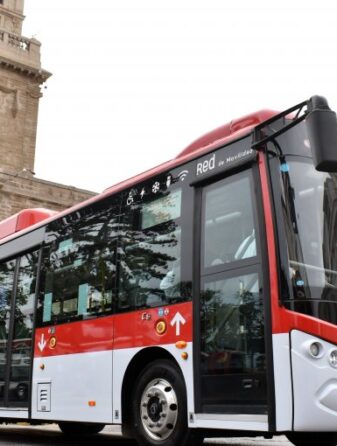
[0,424,293,445]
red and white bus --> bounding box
[1,96,337,446]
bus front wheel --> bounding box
[131,359,203,446]
[286,432,337,446]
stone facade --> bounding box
[0,172,96,222]
[0,0,96,222]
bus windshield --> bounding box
[277,131,337,324]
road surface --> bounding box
[0,425,294,445]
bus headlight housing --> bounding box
[309,342,322,358]
[329,350,337,368]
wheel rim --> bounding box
[140,378,178,441]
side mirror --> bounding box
[306,95,337,172]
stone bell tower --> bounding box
[0,0,95,221]
[0,0,51,175]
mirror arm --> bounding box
[252,99,308,150]
[252,114,306,149]
[252,95,335,153]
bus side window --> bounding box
[117,185,183,312]
[38,204,118,326]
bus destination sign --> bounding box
[190,139,257,184]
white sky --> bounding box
[22,1,337,193]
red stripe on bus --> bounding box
[258,153,282,333]
[259,153,337,343]
[34,301,193,357]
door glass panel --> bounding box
[198,170,267,411]
[203,176,256,268]
[201,273,264,377]
[8,251,39,405]
[0,259,16,405]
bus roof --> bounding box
[175,109,276,159]
[0,108,278,244]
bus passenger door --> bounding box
[0,251,39,409]
[195,168,268,414]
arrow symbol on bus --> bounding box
[38,334,47,352]
[170,312,186,336]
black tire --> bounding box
[131,359,203,446]
[58,422,105,436]
[286,432,337,446]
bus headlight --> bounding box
[309,342,321,358]
[329,350,337,368]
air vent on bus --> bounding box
[37,382,51,412]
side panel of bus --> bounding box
[31,196,120,423]
[1,136,282,435]
[0,229,44,420]
[32,320,114,423]
[31,165,195,424]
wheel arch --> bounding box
[121,346,183,434]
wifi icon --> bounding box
[178,170,189,182]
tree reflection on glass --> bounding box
[40,202,119,325]
[118,186,186,311]
[0,259,15,404]
[118,221,182,310]
[201,273,265,376]
[8,251,39,404]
